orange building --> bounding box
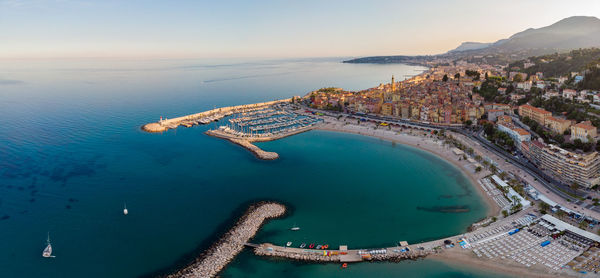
[518,104,551,125]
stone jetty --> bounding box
[142,98,292,133]
[205,124,316,160]
[228,139,279,160]
[166,202,286,278]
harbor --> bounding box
[143,99,323,160]
[141,98,293,133]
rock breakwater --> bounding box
[166,202,286,278]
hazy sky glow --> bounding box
[2,0,600,59]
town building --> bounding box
[562,89,577,100]
[522,142,600,188]
[571,121,597,143]
[518,104,551,125]
[487,109,504,122]
[498,122,531,149]
[497,115,512,125]
[544,116,571,134]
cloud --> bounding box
[0,79,25,85]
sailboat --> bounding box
[42,232,54,258]
[123,203,128,215]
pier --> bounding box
[166,202,286,278]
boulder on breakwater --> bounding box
[166,202,286,278]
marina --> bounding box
[142,99,293,133]
[143,99,323,160]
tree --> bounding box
[513,74,523,82]
[570,182,580,191]
[502,210,509,217]
[489,164,497,174]
[475,166,482,172]
[454,73,460,81]
[465,120,473,127]
[442,74,449,82]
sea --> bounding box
[0,57,511,278]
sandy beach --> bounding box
[430,249,575,278]
[315,117,589,278]
[317,119,502,218]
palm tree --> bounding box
[489,164,497,174]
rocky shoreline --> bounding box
[165,202,286,278]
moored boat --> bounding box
[299,242,306,248]
[286,241,292,247]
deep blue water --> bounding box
[0,58,509,277]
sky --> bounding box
[2,0,600,59]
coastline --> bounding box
[316,121,501,218]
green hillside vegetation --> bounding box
[578,67,600,90]
[509,48,600,91]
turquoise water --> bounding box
[0,58,507,277]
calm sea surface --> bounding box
[0,58,510,277]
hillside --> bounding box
[345,16,600,64]
[447,42,492,53]
[509,48,600,77]
[509,48,600,90]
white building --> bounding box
[498,123,531,149]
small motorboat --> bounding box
[290,222,300,231]
[323,244,329,249]
[316,245,322,249]
[342,263,348,269]
[123,202,128,215]
[299,242,306,248]
[286,241,292,247]
[309,243,315,249]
